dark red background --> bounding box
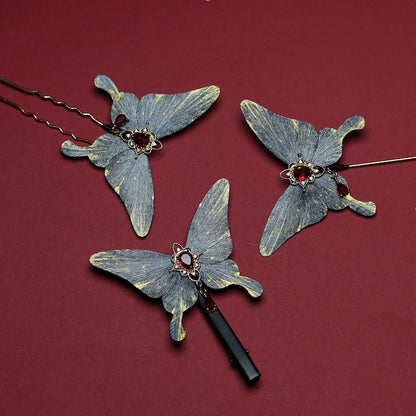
[1,1,415,415]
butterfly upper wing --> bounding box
[185,179,263,296]
[96,75,220,140]
[104,151,154,237]
[241,100,319,165]
[185,178,232,263]
[95,75,141,130]
[90,249,198,341]
[312,116,365,166]
[137,86,220,140]
[90,249,172,296]
[241,100,365,169]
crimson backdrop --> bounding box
[1,1,415,415]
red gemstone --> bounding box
[131,132,150,148]
[114,114,127,127]
[293,165,312,182]
[178,252,193,269]
[204,296,216,312]
[337,182,349,197]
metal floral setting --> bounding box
[114,118,163,158]
[170,243,201,281]
[280,154,349,196]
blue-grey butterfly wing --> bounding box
[137,86,220,139]
[90,249,198,341]
[241,100,319,165]
[260,174,376,256]
[95,75,141,131]
[201,259,263,297]
[90,249,172,297]
[185,178,263,296]
[185,178,232,263]
[95,75,220,140]
[104,151,154,237]
[61,133,128,167]
[260,184,328,256]
[319,174,376,216]
[312,116,365,166]
[162,273,198,341]
[241,100,365,168]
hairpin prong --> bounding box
[0,76,115,144]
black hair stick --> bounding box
[197,288,261,383]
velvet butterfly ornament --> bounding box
[90,178,263,381]
[62,75,220,237]
[241,100,377,256]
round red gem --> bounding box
[293,165,312,182]
[337,182,349,197]
[131,132,151,148]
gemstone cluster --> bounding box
[113,114,162,158]
[170,243,201,282]
[280,155,325,190]
[280,155,349,197]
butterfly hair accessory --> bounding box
[61,75,220,237]
[90,179,263,383]
[0,75,219,238]
[241,100,415,256]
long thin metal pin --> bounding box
[0,96,93,144]
[329,156,416,171]
[0,76,106,129]
[348,156,416,168]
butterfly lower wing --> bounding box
[317,174,376,216]
[201,259,263,297]
[185,178,233,263]
[105,151,154,237]
[260,185,328,256]
[161,273,199,341]
[61,133,128,167]
[138,86,220,139]
[241,100,319,165]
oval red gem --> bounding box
[131,132,150,148]
[114,114,127,127]
[204,296,216,312]
[293,165,312,182]
[179,252,193,269]
[337,182,349,197]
